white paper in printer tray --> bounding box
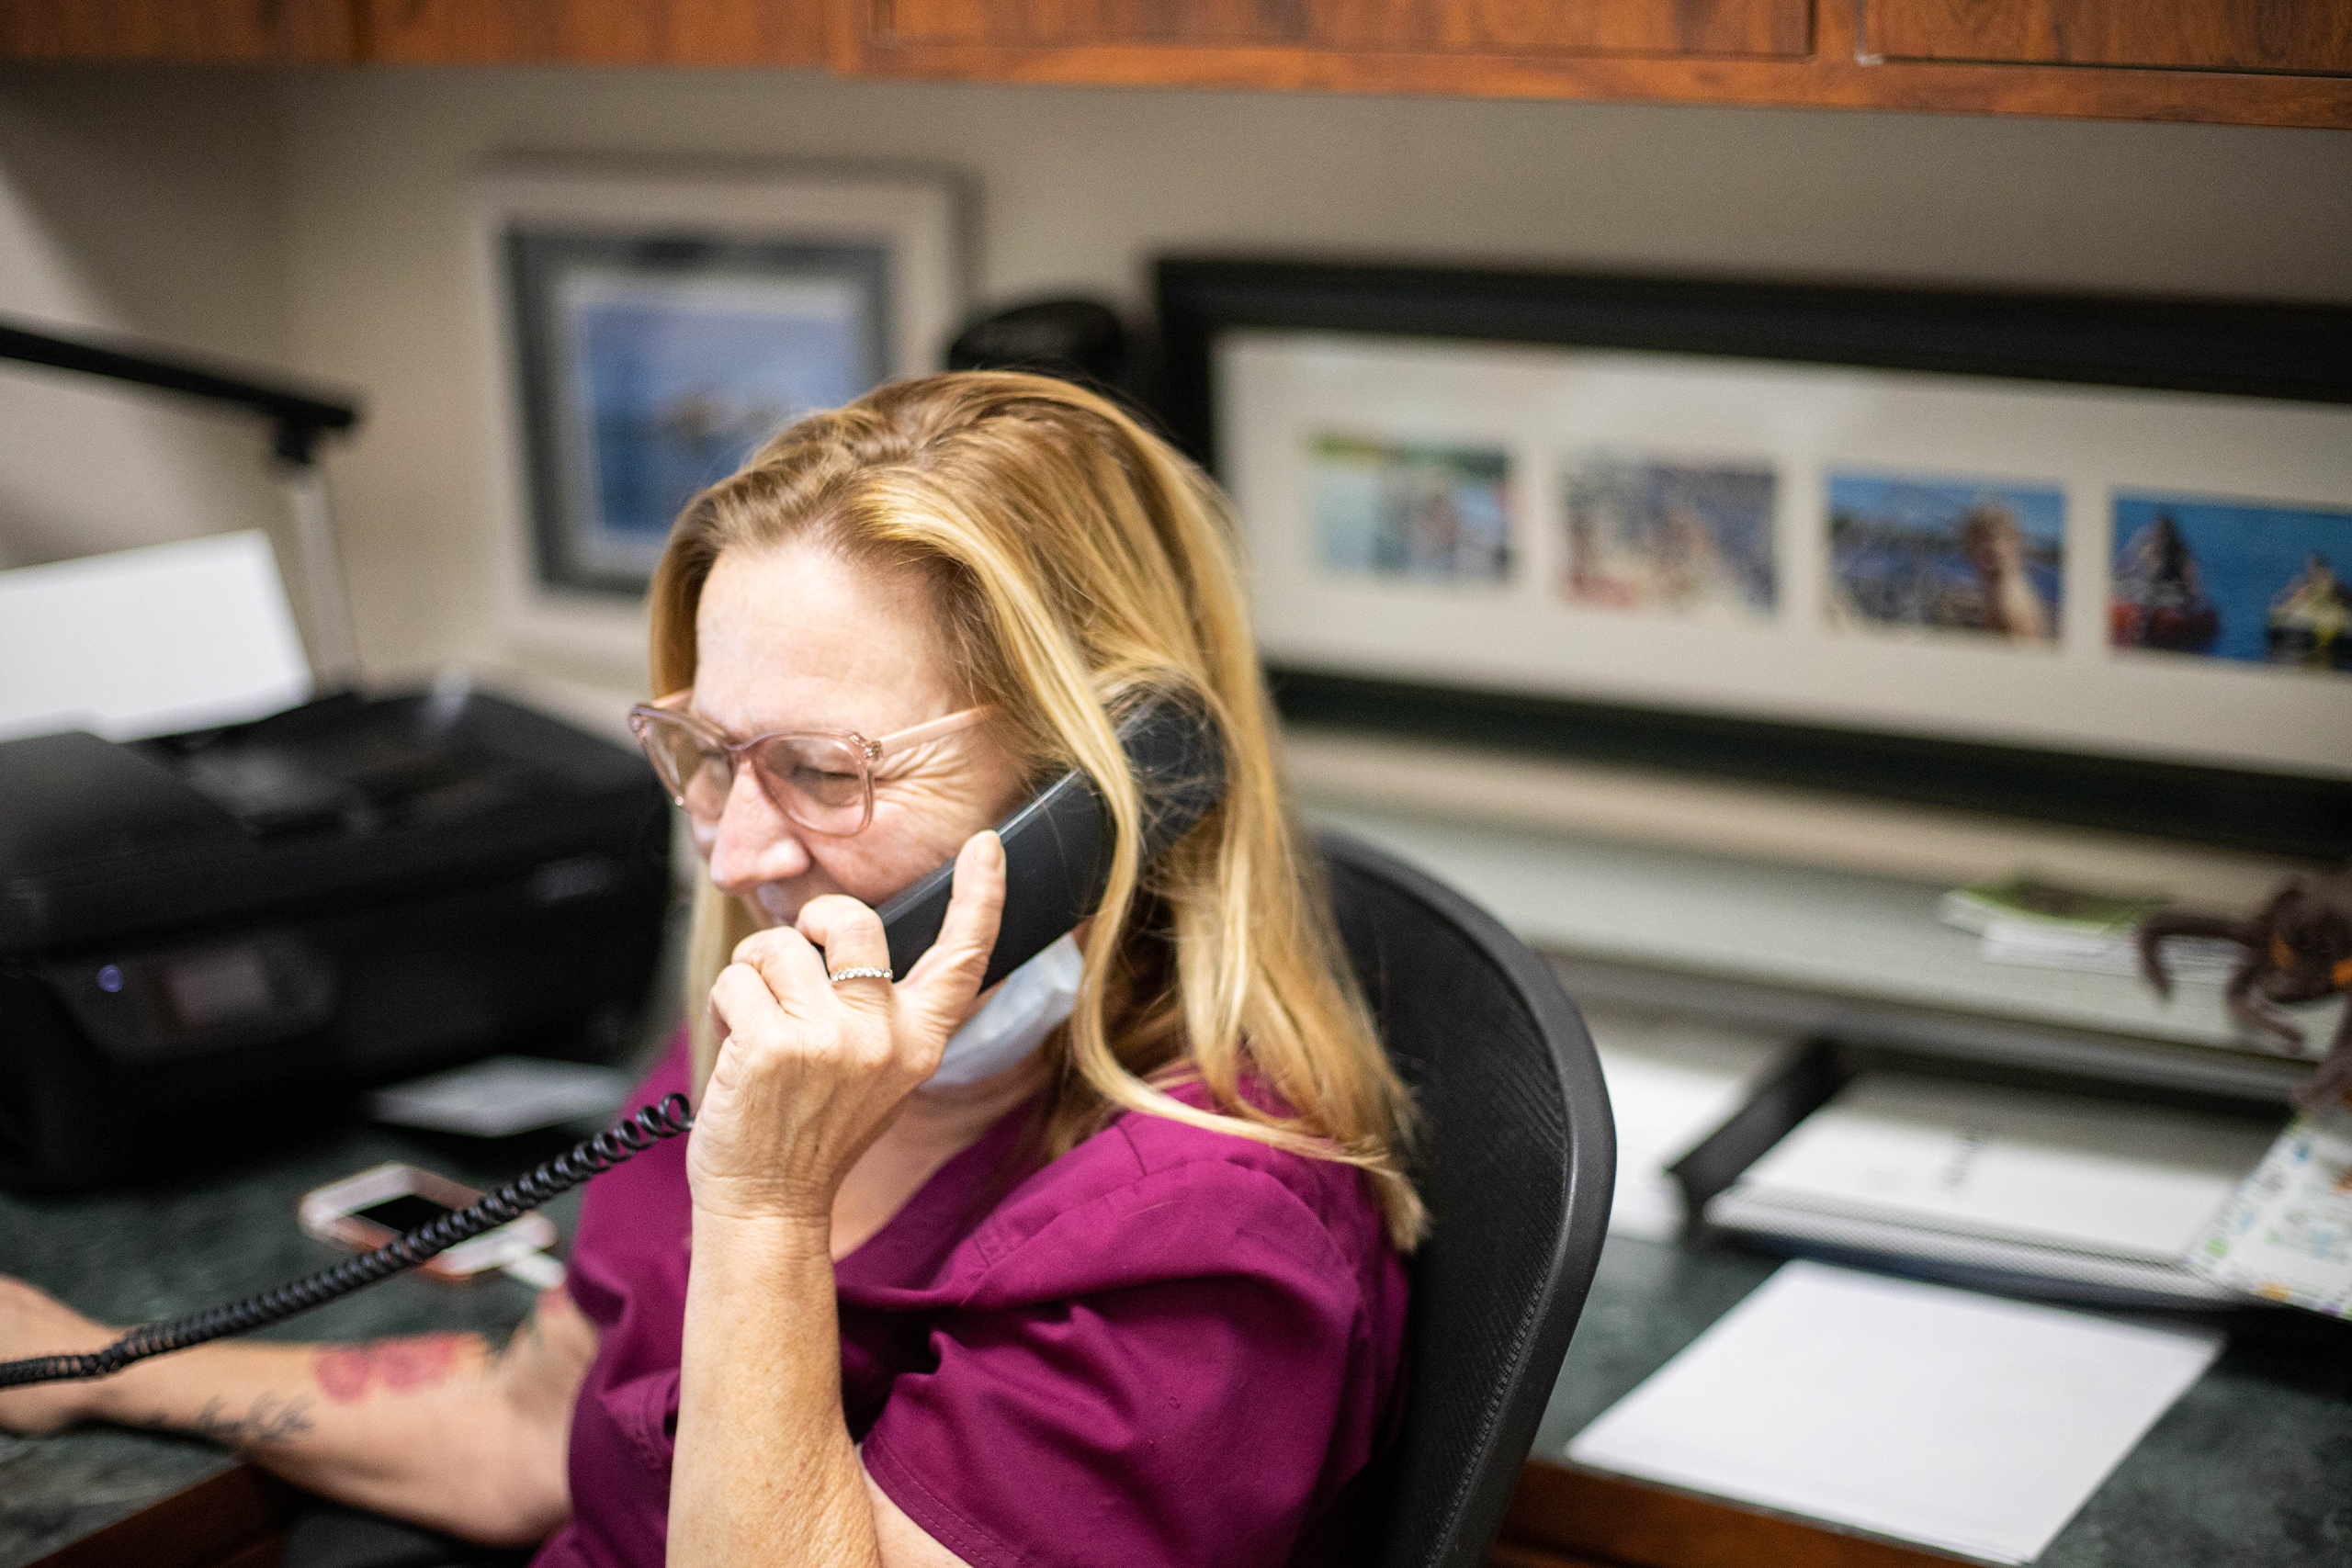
[1567,1261,2221,1564]
[0,530,311,742]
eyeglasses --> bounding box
[627,691,995,836]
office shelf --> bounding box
[1309,804,2333,1103]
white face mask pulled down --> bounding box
[926,933,1085,1089]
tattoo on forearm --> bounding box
[151,1394,316,1448]
[314,1332,476,1404]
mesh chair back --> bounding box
[1318,830,1615,1568]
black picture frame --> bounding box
[1154,258,2352,860]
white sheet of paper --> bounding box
[1733,1074,2275,1260]
[0,531,311,742]
[1585,1005,1797,1240]
[1567,1261,2222,1564]
[2189,1096,2352,1319]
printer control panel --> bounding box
[43,932,337,1066]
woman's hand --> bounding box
[0,1276,117,1435]
[688,830,1007,1226]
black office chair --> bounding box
[1317,829,1616,1568]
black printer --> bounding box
[0,688,671,1192]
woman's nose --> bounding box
[705,764,815,894]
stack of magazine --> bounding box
[1701,1072,2282,1305]
[1937,874,2238,981]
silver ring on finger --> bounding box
[827,966,894,984]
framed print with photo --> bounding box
[1157,260,2352,858]
[475,161,963,668]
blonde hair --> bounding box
[649,372,1424,1249]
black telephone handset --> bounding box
[881,697,1225,989]
[0,698,1225,1390]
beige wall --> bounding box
[5,66,2348,811]
[0,73,305,593]
[259,70,2352,692]
[253,72,2352,686]
[6,65,2346,678]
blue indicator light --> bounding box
[95,964,124,994]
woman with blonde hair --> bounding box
[0,372,1420,1568]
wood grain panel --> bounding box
[842,30,2352,128]
[877,0,1813,58]
[359,0,827,64]
[1497,1461,1966,1568]
[879,1,1301,46]
[1869,0,2352,73]
[1302,0,1810,57]
[0,0,354,62]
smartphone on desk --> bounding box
[300,1162,560,1285]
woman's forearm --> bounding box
[98,1334,492,1509]
[670,1210,878,1568]
[671,834,1007,1567]
[88,1307,583,1547]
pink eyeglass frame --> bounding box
[627,690,996,835]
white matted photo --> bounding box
[1218,330,2352,778]
[471,161,965,673]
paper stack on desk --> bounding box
[2189,1096,2352,1319]
[1704,1073,2279,1303]
[368,1055,633,1137]
[1567,1261,2223,1564]
[1582,1005,1801,1240]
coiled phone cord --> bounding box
[0,1093,693,1391]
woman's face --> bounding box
[687,540,1027,927]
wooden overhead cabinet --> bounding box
[356,0,830,66]
[0,0,353,62]
[1866,0,2352,74]
[1,0,2348,127]
[874,0,1814,58]
[842,0,2352,127]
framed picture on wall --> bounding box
[1156,260,2352,858]
[506,230,892,592]
[473,162,964,665]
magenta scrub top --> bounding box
[528,1035,1409,1568]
